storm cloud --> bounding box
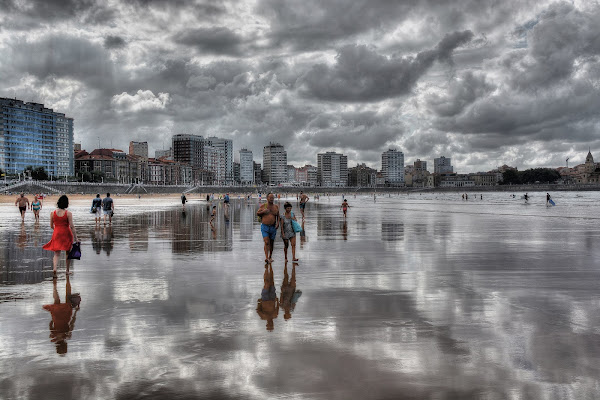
[0,0,598,171]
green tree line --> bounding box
[501,168,561,185]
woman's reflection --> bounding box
[256,263,279,331]
[280,262,301,321]
[42,276,80,355]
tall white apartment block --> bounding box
[434,156,453,174]
[205,136,233,184]
[317,152,348,187]
[263,143,287,185]
[239,148,254,184]
[381,149,404,185]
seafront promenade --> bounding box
[0,179,598,195]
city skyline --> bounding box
[1,1,599,172]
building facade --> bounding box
[239,149,254,184]
[253,162,262,184]
[0,97,74,177]
[204,136,233,184]
[129,141,148,160]
[155,148,172,159]
[381,149,404,186]
[348,163,377,187]
[263,143,287,185]
[317,152,348,187]
[434,156,453,174]
[173,134,204,169]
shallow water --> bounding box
[1,191,599,399]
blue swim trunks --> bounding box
[299,203,306,209]
[261,286,277,301]
[261,224,277,240]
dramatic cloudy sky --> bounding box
[1,0,599,172]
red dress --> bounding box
[43,210,73,252]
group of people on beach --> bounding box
[14,192,116,277]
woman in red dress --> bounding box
[43,195,79,276]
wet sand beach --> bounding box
[1,192,599,399]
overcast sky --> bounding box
[1,0,598,172]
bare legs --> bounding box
[283,236,297,261]
[52,250,71,276]
[263,236,274,263]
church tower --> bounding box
[585,149,595,173]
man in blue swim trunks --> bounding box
[257,193,279,263]
[299,191,309,219]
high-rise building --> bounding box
[0,98,74,176]
[381,149,404,185]
[287,165,296,183]
[239,148,254,184]
[172,134,204,169]
[434,156,453,174]
[129,141,148,160]
[253,161,262,184]
[263,143,287,185]
[317,151,348,187]
[233,161,240,184]
[204,136,233,184]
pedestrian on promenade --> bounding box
[91,194,102,225]
[31,195,42,222]
[181,193,187,210]
[102,193,114,225]
[299,191,309,219]
[43,195,78,276]
[257,193,279,263]
[340,199,350,218]
[280,202,298,262]
[15,193,30,222]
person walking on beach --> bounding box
[224,193,230,211]
[546,193,551,205]
[15,193,30,222]
[340,199,350,218]
[102,193,114,225]
[257,193,279,263]
[524,193,529,203]
[31,195,42,222]
[43,195,79,276]
[299,191,309,219]
[280,202,298,262]
[181,193,187,210]
[91,194,102,225]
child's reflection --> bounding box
[256,263,279,331]
[42,276,80,355]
